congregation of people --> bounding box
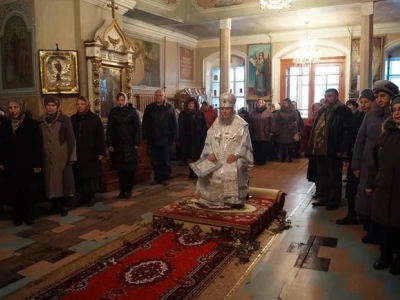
[0,80,399,275]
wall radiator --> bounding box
[133,93,155,112]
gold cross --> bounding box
[107,0,118,19]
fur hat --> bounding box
[359,88,375,102]
[391,94,400,107]
[44,95,60,108]
[346,100,359,109]
[219,92,236,108]
[372,80,399,97]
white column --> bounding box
[220,19,231,94]
[360,2,374,90]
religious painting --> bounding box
[128,37,161,88]
[38,50,79,94]
[179,45,194,82]
[0,14,34,91]
[193,0,257,10]
[99,66,122,118]
[247,44,272,100]
[349,37,383,99]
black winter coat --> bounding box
[0,115,43,204]
[367,117,400,228]
[142,101,178,146]
[71,111,106,180]
[106,104,142,172]
[347,111,366,157]
[178,109,207,159]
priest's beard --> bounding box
[219,111,235,125]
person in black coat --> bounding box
[336,91,374,225]
[291,101,305,159]
[107,92,141,199]
[71,96,106,207]
[142,89,178,186]
[0,98,43,226]
[178,97,208,179]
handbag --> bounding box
[293,122,301,141]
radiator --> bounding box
[134,93,155,112]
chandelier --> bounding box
[260,0,291,10]
[293,23,321,66]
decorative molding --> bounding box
[82,0,136,15]
[122,17,198,49]
[145,0,180,11]
[191,0,259,13]
[91,58,102,114]
[196,21,400,48]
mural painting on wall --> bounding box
[247,44,272,100]
[0,14,34,91]
[194,0,256,9]
[350,37,383,99]
[129,37,161,88]
[100,66,122,118]
[179,45,194,82]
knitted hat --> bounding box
[346,100,359,109]
[391,94,400,107]
[238,107,248,114]
[372,80,399,97]
[44,95,60,108]
[359,88,375,102]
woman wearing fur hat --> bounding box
[38,95,76,217]
[352,80,399,242]
[71,96,106,207]
[107,92,141,199]
[366,95,400,275]
[336,90,374,225]
[0,98,43,226]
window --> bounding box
[280,57,345,118]
[212,66,245,110]
[387,56,400,87]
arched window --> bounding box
[386,46,400,87]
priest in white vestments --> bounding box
[195,92,254,208]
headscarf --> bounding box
[271,102,280,111]
[76,96,91,115]
[117,92,128,103]
[8,97,26,134]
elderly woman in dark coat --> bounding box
[178,97,208,179]
[275,98,299,162]
[0,98,43,226]
[107,92,141,199]
[352,80,398,242]
[366,95,400,275]
[38,96,76,217]
[71,96,106,207]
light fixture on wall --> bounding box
[293,22,321,66]
[260,0,291,11]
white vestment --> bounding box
[196,115,254,208]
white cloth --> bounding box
[196,115,254,208]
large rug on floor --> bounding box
[26,230,235,300]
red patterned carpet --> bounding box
[26,231,235,300]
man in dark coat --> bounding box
[142,89,178,185]
[307,88,352,210]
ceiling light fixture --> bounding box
[293,22,321,67]
[260,0,291,11]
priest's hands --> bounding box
[208,153,216,162]
[227,154,238,164]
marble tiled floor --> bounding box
[1,158,397,300]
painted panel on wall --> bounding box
[129,37,161,88]
[0,14,34,91]
[248,44,271,99]
[350,37,383,99]
[100,66,121,118]
[179,45,194,82]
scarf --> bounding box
[255,106,267,113]
[77,96,91,115]
[45,111,60,124]
[9,97,26,134]
[371,101,390,118]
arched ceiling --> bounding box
[125,0,400,39]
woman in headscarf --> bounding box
[270,102,281,160]
[38,95,76,217]
[178,97,208,178]
[0,98,43,226]
[107,92,141,198]
[71,96,106,207]
[275,98,299,162]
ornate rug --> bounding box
[26,231,235,300]
[153,196,284,241]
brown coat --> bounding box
[248,107,275,142]
[38,113,77,199]
[367,117,400,228]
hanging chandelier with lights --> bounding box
[259,0,291,11]
[293,39,321,66]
